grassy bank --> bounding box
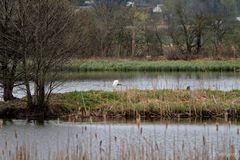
[63,59,240,72]
[1,90,240,119]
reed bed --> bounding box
[1,90,240,118]
[63,59,240,72]
[0,120,239,160]
[50,89,240,119]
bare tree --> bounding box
[93,0,131,57]
[0,0,22,101]
[165,0,209,58]
[209,12,232,57]
[15,0,81,112]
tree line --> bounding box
[74,0,240,59]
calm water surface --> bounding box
[0,119,239,159]
[2,71,240,99]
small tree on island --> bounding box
[19,0,81,112]
[0,0,81,113]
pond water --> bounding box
[0,119,239,160]
[3,71,240,99]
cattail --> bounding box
[216,123,219,132]
[182,141,185,150]
[140,127,143,135]
[203,136,206,146]
[155,143,159,150]
[15,130,18,139]
[81,126,84,133]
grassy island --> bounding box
[1,89,240,119]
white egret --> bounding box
[112,80,121,87]
[112,80,127,91]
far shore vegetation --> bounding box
[63,58,240,72]
[1,90,240,119]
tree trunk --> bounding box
[3,83,14,101]
[37,81,47,112]
[23,55,33,108]
[34,70,48,112]
[131,28,136,57]
[196,31,202,54]
[1,56,16,101]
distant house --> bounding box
[84,0,94,6]
[236,17,240,22]
[152,4,163,13]
[77,0,94,10]
[126,1,135,7]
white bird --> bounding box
[112,80,121,88]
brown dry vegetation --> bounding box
[1,90,240,119]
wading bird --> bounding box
[112,80,121,88]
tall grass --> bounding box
[1,90,240,119]
[50,90,240,119]
[63,59,240,72]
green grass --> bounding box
[62,59,240,72]
[49,89,240,118]
[2,89,240,118]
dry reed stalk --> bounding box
[2,122,240,160]
[230,144,235,160]
[108,125,112,160]
[136,113,141,129]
